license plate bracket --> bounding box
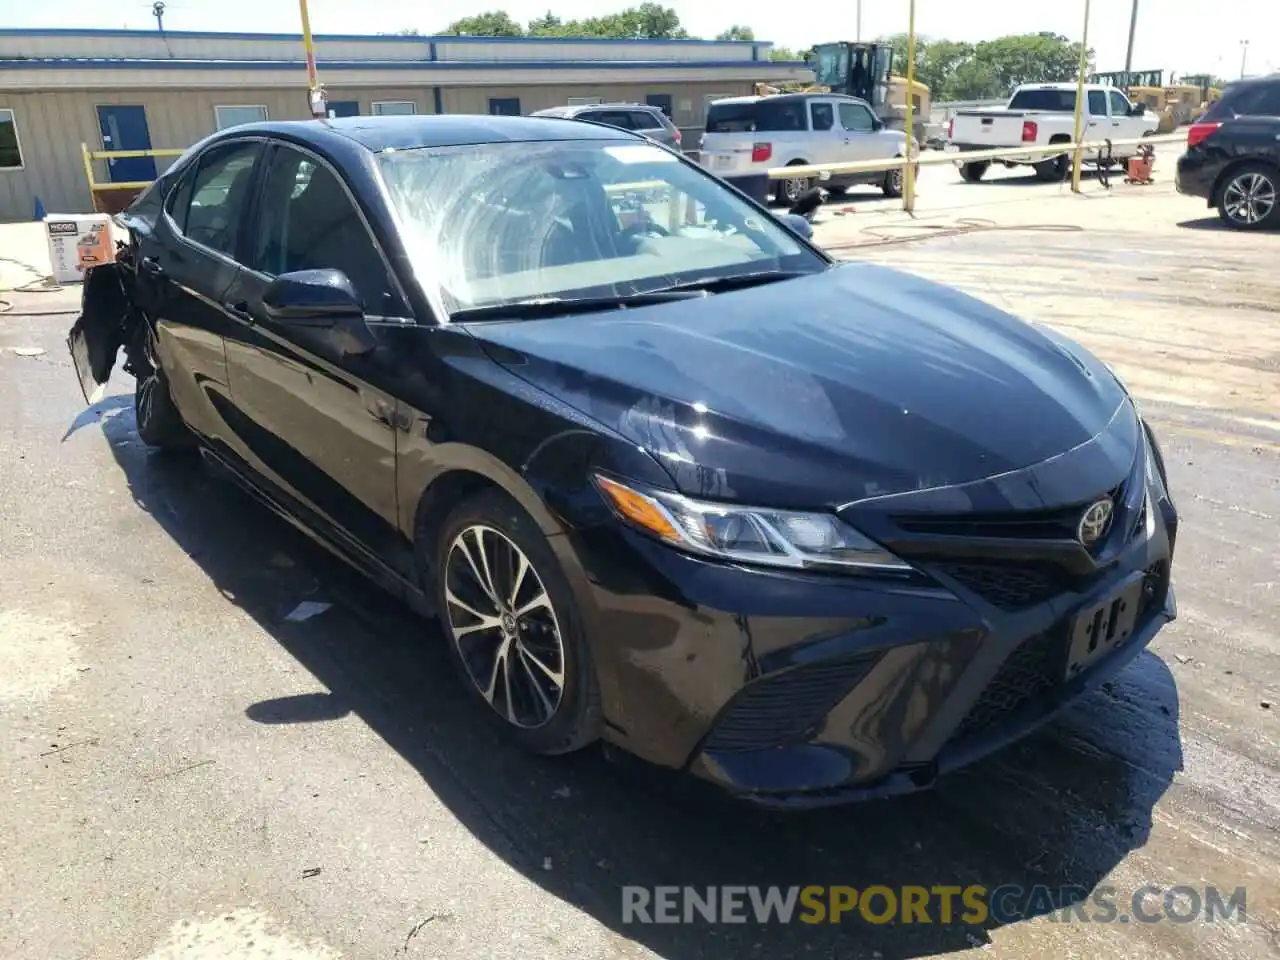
[1064,574,1145,680]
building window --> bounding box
[373,101,417,116]
[0,108,24,169]
[488,97,521,116]
[214,105,268,130]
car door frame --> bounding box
[143,134,272,455]
[221,137,418,582]
[836,98,888,182]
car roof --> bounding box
[708,93,871,107]
[218,114,639,153]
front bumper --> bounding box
[554,415,1177,806]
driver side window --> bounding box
[1109,91,1132,116]
[248,146,401,316]
[838,102,875,132]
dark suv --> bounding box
[531,102,682,151]
[1176,73,1280,229]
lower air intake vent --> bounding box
[701,654,881,753]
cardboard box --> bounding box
[45,214,118,285]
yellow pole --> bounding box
[298,0,324,117]
[903,0,917,213]
[81,142,98,212]
[1070,0,1092,192]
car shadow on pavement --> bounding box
[1176,217,1235,231]
[96,402,1184,960]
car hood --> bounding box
[463,262,1128,508]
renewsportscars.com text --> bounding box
[621,884,1247,926]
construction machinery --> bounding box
[1179,73,1222,113]
[805,41,930,145]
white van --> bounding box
[699,93,913,204]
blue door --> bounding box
[326,100,360,118]
[488,97,521,116]
[96,105,157,182]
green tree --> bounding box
[716,25,754,41]
[770,46,799,62]
[944,58,1002,100]
[441,10,525,36]
[526,11,562,34]
[971,32,1089,92]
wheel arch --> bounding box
[1209,157,1279,208]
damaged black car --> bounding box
[68,115,1178,806]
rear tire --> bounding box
[959,160,989,183]
[882,167,904,198]
[1216,163,1280,230]
[130,321,194,451]
[433,490,602,756]
[1034,153,1070,182]
[775,162,815,205]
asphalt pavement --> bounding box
[1,162,1278,959]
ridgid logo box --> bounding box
[44,214,117,285]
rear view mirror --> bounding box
[262,268,375,355]
[263,269,364,325]
[1130,102,1146,116]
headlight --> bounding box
[592,474,911,573]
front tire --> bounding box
[1217,163,1280,230]
[434,490,601,755]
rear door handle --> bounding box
[140,256,163,277]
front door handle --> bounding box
[140,256,163,277]
[223,300,251,322]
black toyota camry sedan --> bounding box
[69,115,1177,807]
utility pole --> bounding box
[1240,40,1249,79]
[856,0,862,42]
[1122,0,1139,92]
[299,0,327,118]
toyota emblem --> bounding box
[1077,497,1114,547]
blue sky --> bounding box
[6,0,1275,78]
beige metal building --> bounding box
[0,28,811,221]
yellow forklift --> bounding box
[806,41,930,145]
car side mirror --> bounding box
[1130,103,1146,116]
[262,268,375,355]
[871,117,885,131]
[779,212,814,240]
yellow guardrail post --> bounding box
[903,0,918,214]
[80,142,98,212]
[1071,0,1093,193]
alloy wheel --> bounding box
[136,324,161,428]
[1223,172,1276,225]
[443,524,566,729]
[783,176,810,203]
[889,169,904,192]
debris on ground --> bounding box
[302,866,322,879]
[542,857,553,871]
[285,601,332,622]
[1175,654,1194,665]
[552,786,572,799]
[9,347,45,357]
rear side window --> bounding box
[629,110,664,131]
[175,141,261,257]
[705,100,807,134]
[1008,89,1077,112]
[587,110,636,130]
[1204,80,1280,120]
[810,102,835,131]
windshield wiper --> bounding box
[651,269,817,295]
[449,290,708,323]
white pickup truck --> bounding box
[946,82,1158,182]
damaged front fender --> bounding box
[66,260,138,406]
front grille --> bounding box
[701,654,881,754]
[951,632,1061,743]
[894,484,1125,541]
[932,562,1073,610]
